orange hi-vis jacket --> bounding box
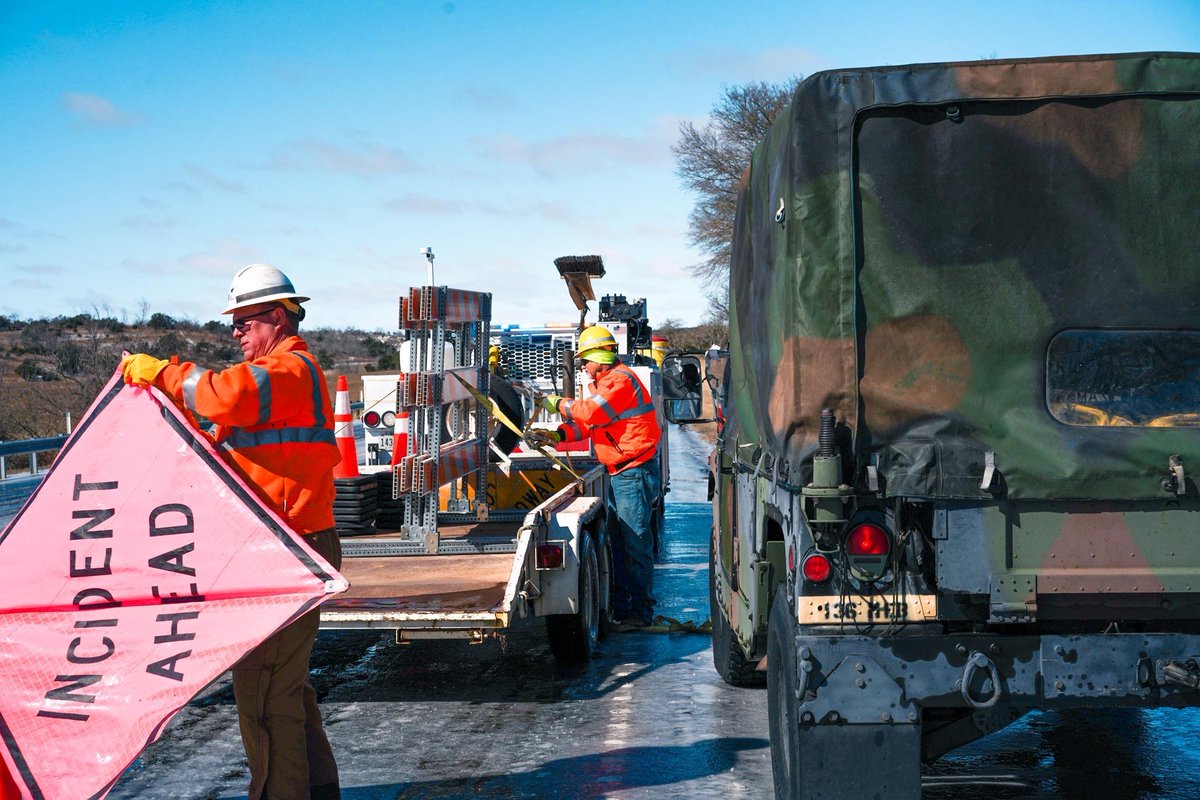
[153,336,340,534]
[557,363,661,474]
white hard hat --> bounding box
[222,263,310,315]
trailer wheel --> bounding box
[597,533,615,638]
[767,588,801,799]
[547,531,601,663]
[709,534,764,686]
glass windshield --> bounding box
[1047,329,1200,427]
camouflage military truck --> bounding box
[663,52,1200,798]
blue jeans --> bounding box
[607,453,661,622]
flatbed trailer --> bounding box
[321,454,613,661]
[321,268,668,663]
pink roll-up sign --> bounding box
[0,374,347,799]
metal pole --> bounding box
[421,247,435,287]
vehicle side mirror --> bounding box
[661,353,709,424]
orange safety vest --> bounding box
[155,336,339,534]
[557,363,661,474]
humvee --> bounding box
[665,52,1200,798]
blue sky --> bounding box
[2,1,1198,331]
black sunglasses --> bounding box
[231,307,276,333]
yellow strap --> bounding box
[615,615,713,634]
[448,371,585,484]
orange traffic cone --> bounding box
[389,409,410,467]
[333,375,360,478]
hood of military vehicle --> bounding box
[727,51,1200,500]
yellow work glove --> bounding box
[539,394,563,414]
[525,429,563,449]
[120,353,169,386]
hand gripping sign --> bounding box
[0,375,347,799]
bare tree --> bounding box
[673,78,801,322]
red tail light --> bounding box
[536,543,564,569]
[802,553,832,583]
[846,523,889,556]
[363,410,382,427]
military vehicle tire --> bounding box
[767,588,801,798]
[709,535,764,686]
[547,530,601,663]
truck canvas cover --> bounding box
[728,52,1200,500]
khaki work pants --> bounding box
[233,527,342,800]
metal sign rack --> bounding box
[394,285,493,552]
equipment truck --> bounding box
[663,51,1200,798]
[320,255,667,663]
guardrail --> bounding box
[0,403,361,481]
[0,435,69,480]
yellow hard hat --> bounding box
[577,326,617,351]
[577,326,618,364]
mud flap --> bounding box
[794,653,921,798]
[795,723,921,799]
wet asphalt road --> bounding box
[107,427,774,799]
[8,427,1200,798]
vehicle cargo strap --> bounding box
[448,371,584,484]
[616,615,712,635]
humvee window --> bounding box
[1046,329,1200,427]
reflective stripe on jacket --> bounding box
[557,363,661,474]
[155,336,340,533]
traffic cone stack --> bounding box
[331,375,380,537]
[389,410,410,467]
[333,375,359,478]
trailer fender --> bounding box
[535,496,605,616]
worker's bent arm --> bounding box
[559,368,641,428]
[155,354,316,429]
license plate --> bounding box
[798,594,937,625]
[378,436,393,451]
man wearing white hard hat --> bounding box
[122,263,341,800]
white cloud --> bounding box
[14,277,53,290]
[383,193,582,224]
[16,264,65,275]
[385,193,464,216]
[120,239,263,277]
[184,165,246,194]
[470,130,671,175]
[63,92,142,127]
[120,215,180,232]
[263,137,418,177]
[675,46,821,82]
[456,85,520,112]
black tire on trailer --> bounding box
[489,374,525,460]
[709,533,765,686]
[546,530,601,663]
[597,528,615,638]
[767,587,801,799]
